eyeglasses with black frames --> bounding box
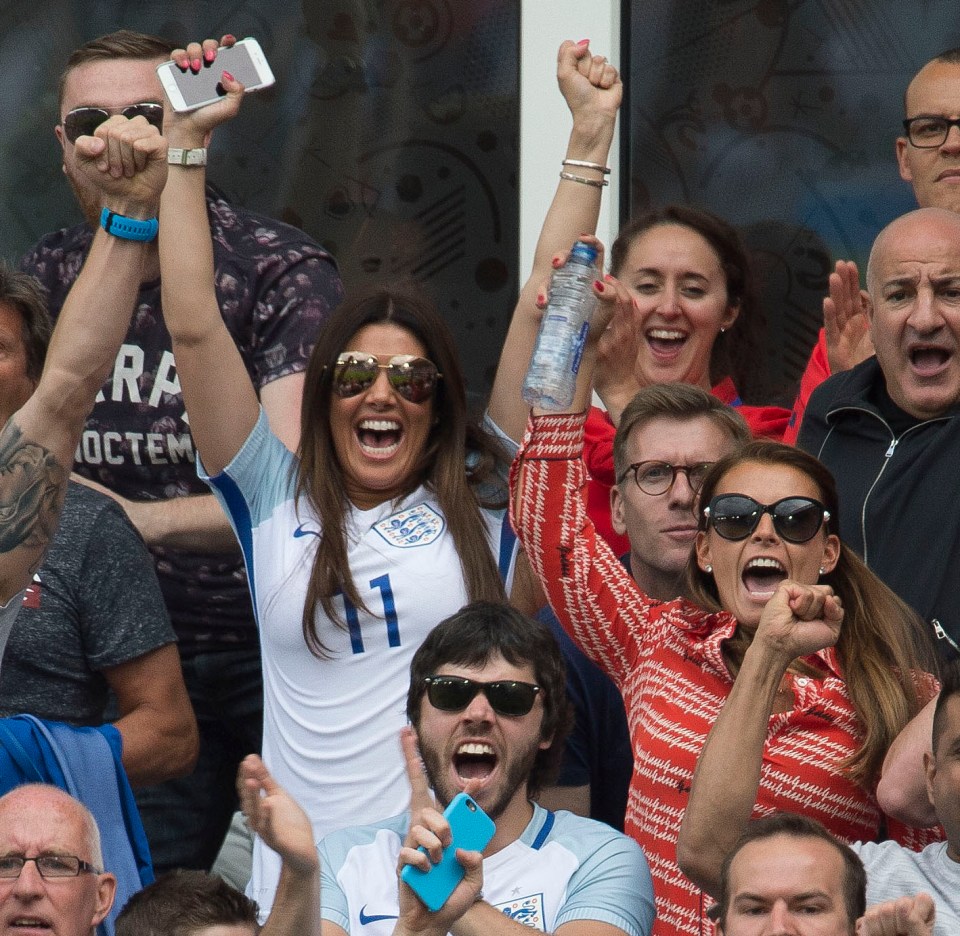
[902,115,960,149]
[0,855,100,879]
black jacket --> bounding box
[798,356,960,655]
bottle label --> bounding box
[570,321,590,376]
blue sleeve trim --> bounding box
[497,515,518,584]
[530,809,555,850]
[206,470,258,613]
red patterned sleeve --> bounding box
[510,411,657,689]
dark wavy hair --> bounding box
[295,285,509,656]
[406,601,573,797]
[609,204,766,403]
[685,440,937,785]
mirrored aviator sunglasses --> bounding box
[704,494,829,544]
[332,353,440,404]
[62,102,165,143]
[423,675,541,717]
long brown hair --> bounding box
[684,440,938,786]
[295,286,508,656]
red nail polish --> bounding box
[536,293,546,305]
[594,280,605,292]
[603,273,614,282]
[204,48,215,63]
[577,39,590,47]
[223,34,236,44]
[192,58,201,71]
[222,70,235,82]
[551,257,562,268]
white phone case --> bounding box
[157,38,275,112]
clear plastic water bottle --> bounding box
[522,240,599,410]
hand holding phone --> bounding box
[400,793,494,912]
[157,38,275,112]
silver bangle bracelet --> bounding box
[562,158,611,174]
[559,170,608,188]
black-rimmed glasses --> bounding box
[617,460,713,496]
[0,855,100,879]
[902,115,960,148]
[62,103,164,144]
[703,494,830,544]
[423,675,541,717]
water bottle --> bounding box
[522,240,599,410]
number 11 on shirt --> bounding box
[340,574,400,653]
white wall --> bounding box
[519,3,620,278]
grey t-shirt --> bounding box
[0,482,175,724]
[0,591,22,667]
[856,840,960,936]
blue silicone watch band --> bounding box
[99,207,158,242]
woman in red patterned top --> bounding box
[509,259,939,936]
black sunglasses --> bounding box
[62,102,164,143]
[331,353,441,404]
[703,494,830,544]
[423,675,541,717]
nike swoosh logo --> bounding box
[293,524,321,539]
[359,907,399,925]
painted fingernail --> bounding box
[536,293,546,306]
[204,48,215,63]
[222,70,234,82]
[223,34,236,44]
[551,257,562,268]
[192,58,202,72]
[577,39,590,46]
[594,280,605,292]
[603,273,615,282]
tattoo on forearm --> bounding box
[0,421,65,564]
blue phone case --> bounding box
[400,792,495,912]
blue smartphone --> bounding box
[400,793,495,912]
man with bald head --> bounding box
[0,785,117,936]
[798,207,960,654]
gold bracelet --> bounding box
[559,171,608,188]
[562,158,610,174]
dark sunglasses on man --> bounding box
[423,675,541,717]
[62,102,165,144]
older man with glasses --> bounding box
[0,785,117,936]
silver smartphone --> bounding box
[156,38,275,112]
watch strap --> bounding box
[167,147,207,166]
[99,207,159,242]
